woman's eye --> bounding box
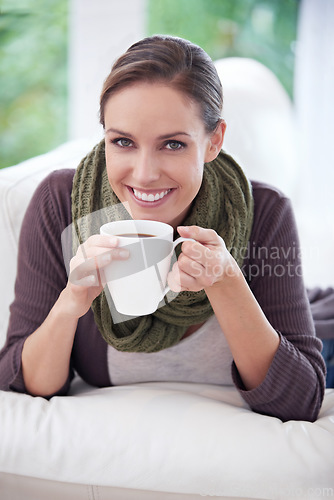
[113,138,133,148]
[165,140,185,150]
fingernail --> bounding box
[101,252,112,263]
[86,275,97,285]
[118,249,130,258]
[109,236,118,245]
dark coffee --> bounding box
[116,233,155,238]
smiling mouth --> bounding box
[131,188,172,202]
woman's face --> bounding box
[104,82,224,229]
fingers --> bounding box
[169,250,221,291]
[76,235,119,260]
[177,225,221,246]
[69,235,129,287]
[69,272,101,288]
[168,226,236,292]
[178,227,225,270]
[167,260,204,293]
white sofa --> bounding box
[1,59,334,500]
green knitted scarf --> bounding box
[71,139,253,352]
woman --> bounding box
[0,35,325,421]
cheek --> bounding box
[189,161,204,186]
[181,167,203,202]
[105,161,124,198]
[105,159,114,185]
[105,151,124,182]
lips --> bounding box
[130,187,172,203]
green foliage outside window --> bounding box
[0,0,298,170]
[0,0,68,169]
[147,0,299,98]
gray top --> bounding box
[107,315,233,386]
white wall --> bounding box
[293,0,334,287]
[68,0,147,141]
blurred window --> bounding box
[147,0,299,99]
[0,0,298,169]
[0,0,68,168]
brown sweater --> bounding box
[0,169,326,421]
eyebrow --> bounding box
[105,128,191,140]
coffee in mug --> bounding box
[115,233,155,238]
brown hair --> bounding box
[99,35,223,133]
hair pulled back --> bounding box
[99,35,223,133]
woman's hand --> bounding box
[168,226,280,392]
[64,235,129,319]
[168,225,239,293]
[21,235,129,397]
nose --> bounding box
[131,149,160,186]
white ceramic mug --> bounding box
[100,220,194,316]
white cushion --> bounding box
[214,57,299,198]
[0,380,334,499]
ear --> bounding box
[204,120,226,163]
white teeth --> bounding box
[133,188,170,202]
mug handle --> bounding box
[162,237,195,296]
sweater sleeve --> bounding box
[232,183,326,421]
[0,170,75,396]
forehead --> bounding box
[104,82,204,132]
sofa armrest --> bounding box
[0,139,95,348]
